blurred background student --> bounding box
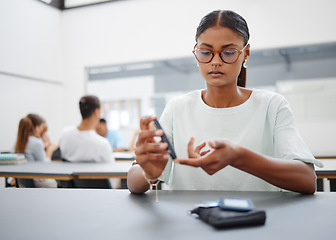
[27,114,59,154]
[37,116,61,159]
[15,113,58,188]
[96,118,126,152]
[59,95,117,188]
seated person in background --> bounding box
[96,118,126,152]
[59,95,114,163]
[27,114,60,158]
[15,113,58,188]
[40,117,51,150]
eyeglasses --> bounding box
[192,43,248,64]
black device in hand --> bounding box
[153,119,177,159]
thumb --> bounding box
[208,139,226,149]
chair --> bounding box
[17,178,35,188]
[51,147,62,160]
[71,179,112,189]
[57,159,112,189]
[329,179,336,192]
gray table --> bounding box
[0,161,132,180]
[0,189,334,240]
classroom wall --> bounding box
[1,0,336,154]
[0,0,63,151]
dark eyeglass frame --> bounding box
[192,43,249,64]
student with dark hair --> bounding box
[15,113,58,187]
[127,10,322,194]
[59,95,114,163]
[96,118,125,152]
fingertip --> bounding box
[174,158,182,164]
[149,115,157,122]
[155,129,163,136]
[208,140,215,148]
[160,142,168,149]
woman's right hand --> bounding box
[46,143,59,159]
[134,116,169,180]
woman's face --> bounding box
[196,26,249,88]
[35,124,44,138]
[41,122,47,134]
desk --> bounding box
[2,159,334,179]
[0,161,132,180]
[315,159,336,179]
[0,189,335,240]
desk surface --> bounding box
[0,161,132,180]
[1,158,335,182]
[0,189,334,240]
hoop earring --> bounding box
[243,59,248,68]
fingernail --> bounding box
[160,143,167,149]
[155,130,163,135]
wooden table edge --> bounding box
[0,174,74,180]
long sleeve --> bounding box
[26,136,49,162]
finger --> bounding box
[195,142,206,154]
[209,139,226,149]
[174,158,203,167]
[136,129,163,146]
[136,153,169,164]
[135,153,169,167]
[200,149,211,156]
[187,137,195,151]
[140,116,157,130]
[187,137,198,158]
[135,142,168,155]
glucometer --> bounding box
[218,198,254,212]
[153,119,177,159]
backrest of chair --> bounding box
[60,159,112,189]
[17,178,35,188]
[72,179,112,189]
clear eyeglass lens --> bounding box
[220,50,239,63]
[196,49,213,63]
[195,49,239,63]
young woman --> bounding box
[16,114,58,161]
[15,113,58,187]
[127,10,322,194]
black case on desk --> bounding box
[190,206,266,229]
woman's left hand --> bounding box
[175,138,240,175]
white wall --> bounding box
[0,74,64,151]
[0,0,63,151]
[0,0,62,81]
[1,0,336,154]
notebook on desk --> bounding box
[0,153,27,165]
